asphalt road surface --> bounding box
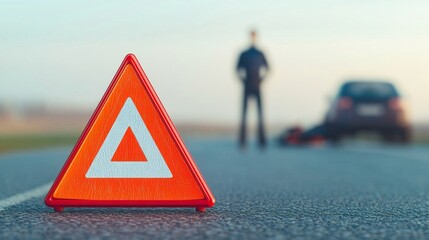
[2,137,429,239]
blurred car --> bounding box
[324,80,411,143]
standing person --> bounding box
[236,30,269,149]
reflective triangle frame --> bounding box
[45,54,215,212]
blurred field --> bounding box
[1,97,428,153]
[0,133,79,153]
[0,124,428,153]
[0,101,428,153]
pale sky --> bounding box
[1,1,429,126]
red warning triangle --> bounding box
[112,127,147,162]
[45,54,215,212]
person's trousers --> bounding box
[239,89,266,147]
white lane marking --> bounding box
[0,182,52,211]
[86,97,172,178]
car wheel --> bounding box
[382,129,411,143]
[330,134,342,144]
[326,125,342,144]
[398,128,411,143]
[382,133,396,142]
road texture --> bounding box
[1,137,429,239]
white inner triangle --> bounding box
[85,97,173,178]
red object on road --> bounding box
[45,54,215,212]
[278,125,327,146]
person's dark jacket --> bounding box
[237,46,269,93]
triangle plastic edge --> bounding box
[45,53,215,209]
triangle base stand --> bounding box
[52,206,206,213]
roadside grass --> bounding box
[0,129,428,154]
[0,133,79,153]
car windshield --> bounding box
[340,82,399,99]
